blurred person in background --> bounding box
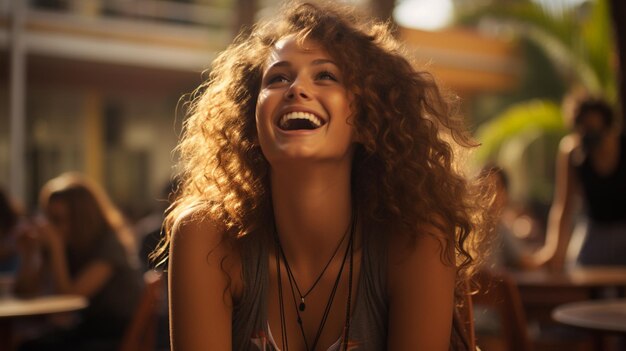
[536,97,626,271]
[15,172,143,351]
[473,166,540,345]
[481,165,539,271]
[133,177,179,351]
[135,177,179,272]
[0,187,22,276]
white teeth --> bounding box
[279,112,323,129]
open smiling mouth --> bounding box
[278,112,326,131]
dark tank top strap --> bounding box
[344,225,389,350]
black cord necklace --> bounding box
[275,211,356,351]
[342,218,355,351]
[279,222,350,312]
[275,237,289,351]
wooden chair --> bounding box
[119,270,165,351]
[473,268,532,351]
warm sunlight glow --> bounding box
[531,0,589,14]
[393,0,454,31]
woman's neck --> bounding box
[270,161,353,271]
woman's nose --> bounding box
[285,78,311,100]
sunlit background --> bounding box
[1,1,625,350]
[0,0,621,225]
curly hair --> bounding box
[158,0,492,284]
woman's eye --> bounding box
[316,71,338,81]
[266,74,289,85]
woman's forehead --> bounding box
[275,34,321,51]
[264,35,332,67]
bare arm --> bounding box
[168,217,235,351]
[536,136,580,271]
[36,220,115,297]
[47,242,113,297]
[14,221,45,296]
[387,228,456,351]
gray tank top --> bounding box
[232,229,389,351]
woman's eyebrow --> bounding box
[267,61,291,70]
[311,59,337,66]
[266,58,337,70]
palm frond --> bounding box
[474,99,566,162]
[456,0,615,99]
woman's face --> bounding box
[47,199,71,241]
[576,111,607,151]
[576,111,606,135]
[255,36,356,165]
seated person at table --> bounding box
[481,165,539,271]
[15,172,143,351]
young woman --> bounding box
[16,173,142,351]
[160,2,490,350]
[538,98,626,270]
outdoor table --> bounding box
[511,266,626,322]
[510,266,626,350]
[511,266,626,289]
[0,295,88,318]
[552,299,626,334]
[553,299,626,351]
[0,295,88,351]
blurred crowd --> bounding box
[0,172,171,351]
[480,95,626,273]
[474,95,626,351]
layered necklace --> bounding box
[274,211,356,351]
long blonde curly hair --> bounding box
[157,0,492,285]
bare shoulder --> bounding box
[556,133,581,176]
[169,212,242,296]
[387,223,454,290]
[559,133,579,155]
[170,212,227,254]
[168,212,241,351]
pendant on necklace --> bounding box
[299,297,306,311]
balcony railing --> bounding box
[0,0,234,72]
[28,0,235,28]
